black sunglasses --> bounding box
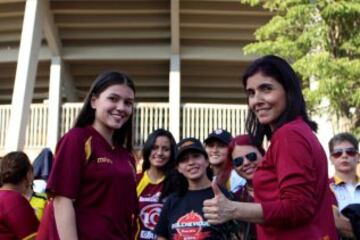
[232,152,257,167]
[331,148,358,158]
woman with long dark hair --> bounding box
[135,128,176,239]
[203,55,338,239]
[37,71,137,240]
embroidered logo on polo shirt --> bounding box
[97,157,113,164]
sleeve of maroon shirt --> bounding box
[7,194,39,239]
[260,126,318,228]
[46,128,87,199]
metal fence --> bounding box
[0,102,248,151]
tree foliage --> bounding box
[240,0,360,137]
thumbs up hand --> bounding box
[203,180,234,225]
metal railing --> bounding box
[60,102,83,136]
[134,103,170,147]
[0,102,248,152]
[181,103,248,140]
[0,105,11,147]
[25,104,49,148]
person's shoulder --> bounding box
[0,190,29,208]
[59,127,89,141]
[136,172,144,181]
[64,126,86,136]
[166,192,180,201]
[55,127,93,157]
[161,192,180,208]
[273,117,313,141]
[276,117,305,133]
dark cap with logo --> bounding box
[176,137,208,162]
[204,129,232,145]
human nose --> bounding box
[157,148,164,156]
[116,100,126,110]
[242,157,250,165]
[210,146,219,153]
[249,91,262,108]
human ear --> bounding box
[176,165,183,174]
[90,94,97,109]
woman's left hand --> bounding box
[203,180,234,225]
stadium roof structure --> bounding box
[0,0,272,104]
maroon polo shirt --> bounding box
[0,190,39,240]
[37,126,137,240]
[253,118,338,240]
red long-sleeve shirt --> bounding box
[253,118,338,240]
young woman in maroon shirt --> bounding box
[135,128,176,239]
[37,71,137,240]
[203,55,338,240]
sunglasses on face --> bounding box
[232,152,257,167]
[331,148,358,158]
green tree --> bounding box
[240,0,360,137]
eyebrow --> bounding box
[246,82,273,91]
[108,93,134,100]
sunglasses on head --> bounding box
[232,152,257,167]
[331,148,358,158]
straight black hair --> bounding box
[141,128,177,200]
[242,55,317,146]
[74,71,135,151]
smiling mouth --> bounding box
[188,167,200,173]
[111,113,126,121]
[256,108,270,113]
[243,168,254,174]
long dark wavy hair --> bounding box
[242,55,317,146]
[74,71,135,151]
[141,128,177,200]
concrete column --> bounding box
[47,57,63,151]
[5,0,43,151]
[169,54,181,142]
[62,65,79,102]
[169,0,180,142]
